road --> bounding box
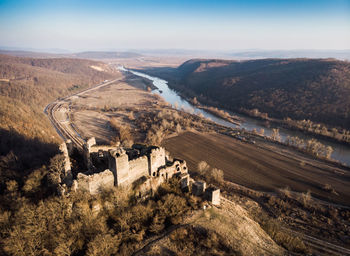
[44,73,350,255]
[44,77,121,150]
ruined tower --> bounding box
[148,147,166,177]
[108,149,129,186]
[84,137,96,170]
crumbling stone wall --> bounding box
[109,151,129,186]
[149,147,166,176]
[205,186,221,206]
[138,159,188,195]
[59,141,72,184]
[128,156,149,184]
[79,138,189,195]
[76,169,114,195]
[83,137,96,170]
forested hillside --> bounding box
[153,58,350,129]
[0,54,116,141]
[0,54,118,194]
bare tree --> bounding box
[271,128,281,142]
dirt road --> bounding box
[44,77,122,149]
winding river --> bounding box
[120,67,350,166]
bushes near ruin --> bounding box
[0,173,199,255]
[197,161,224,185]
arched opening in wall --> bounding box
[166,173,168,180]
[177,167,180,172]
[153,172,156,177]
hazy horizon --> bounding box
[0,0,349,52]
[1,46,350,54]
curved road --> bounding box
[44,77,121,150]
[44,74,350,255]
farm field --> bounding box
[164,131,350,206]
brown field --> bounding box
[163,131,350,206]
[69,74,168,144]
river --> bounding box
[120,67,350,166]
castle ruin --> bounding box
[61,137,220,205]
[72,138,187,195]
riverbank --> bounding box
[133,68,350,166]
[240,108,350,146]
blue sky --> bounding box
[0,0,349,51]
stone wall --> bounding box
[76,169,114,195]
[128,156,149,184]
[114,153,129,186]
[59,141,72,185]
[80,139,190,194]
[90,145,117,153]
[59,142,71,174]
[83,137,96,170]
[149,147,166,176]
[205,187,221,206]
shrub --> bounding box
[300,190,312,207]
[197,161,210,175]
[207,168,224,184]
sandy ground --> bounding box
[163,131,350,206]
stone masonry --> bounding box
[73,138,188,195]
[66,137,220,205]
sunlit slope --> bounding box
[168,58,350,129]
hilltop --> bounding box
[0,50,142,59]
[145,58,350,129]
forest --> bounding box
[144,58,350,130]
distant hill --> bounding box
[72,51,142,59]
[228,50,350,61]
[146,58,350,129]
[0,50,67,58]
[0,50,142,59]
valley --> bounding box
[1,0,349,255]
[42,59,350,254]
[1,52,350,255]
